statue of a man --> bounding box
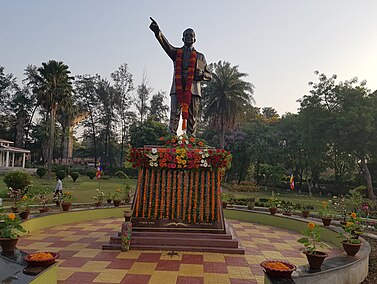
[149,17,211,137]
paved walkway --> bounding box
[17,218,342,284]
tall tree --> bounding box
[32,60,73,179]
[135,76,151,126]
[149,91,169,123]
[202,61,254,148]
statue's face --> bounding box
[182,29,196,47]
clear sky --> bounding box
[1,0,377,115]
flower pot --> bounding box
[39,207,49,213]
[107,199,112,204]
[222,201,228,209]
[113,200,121,207]
[19,210,30,220]
[303,250,328,272]
[302,211,310,218]
[94,202,102,207]
[321,218,332,226]
[269,208,278,215]
[61,203,72,211]
[0,238,19,253]
[342,240,362,256]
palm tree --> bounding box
[33,60,73,179]
[202,61,254,148]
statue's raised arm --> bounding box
[149,17,211,137]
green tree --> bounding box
[202,61,254,149]
[32,60,73,179]
[149,91,169,123]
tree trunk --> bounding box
[47,105,56,180]
[360,158,377,200]
[15,111,26,148]
[219,112,225,149]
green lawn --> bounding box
[0,175,137,206]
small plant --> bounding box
[36,167,47,178]
[7,187,23,207]
[318,201,335,218]
[0,206,27,239]
[4,171,32,192]
[297,222,324,253]
[61,191,73,204]
[56,170,66,180]
[338,212,362,244]
[283,201,294,213]
[86,170,96,180]
[34,191,49,208]
[302,205,312,212]
[267,196,280,209]
[15,195,31,212]
[112,188,123,201]
[71,172,80,182]
[92,189,105,203]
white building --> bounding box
[0,138,30,168]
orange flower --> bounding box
[198,141,204,146]
[351,212,357,219]
[308,222,315,231]
[158,137,165,141]
[321,201,327,207]
[8,213,16,220]
[189,137,195,143]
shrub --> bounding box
[36,167,47,178]
[71,172,80,182]
[56,170,66,180]
[4,171,32,191]
[86,170,96,180]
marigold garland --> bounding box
[135,168,143,217]
[182,172,188,221]
[166,171,171,218]
[211,171,215,221]
[148,169,155,219]
[155,170,160,219]
[206,171,210,222]
[188,171,194,223]
[217,170,221,221]
[177,171,182,219]
[175,49,197,130]
[171,171,176,219]
[142,169,149,218]
[194,171,199,223]
[160,170,166,219]
[200,171,205,222]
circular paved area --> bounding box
[17,218,342,284]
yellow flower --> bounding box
[346,222,354,227]
[65,191,70,195]
[8,213,16,220]
[308,222,315,231]
[321,201,327,207]
[116,189,121,192]
[351,212,357,219]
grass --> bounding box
[0,175,137,206]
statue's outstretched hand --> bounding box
[149,17,159,34]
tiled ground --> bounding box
[17,218,342,284]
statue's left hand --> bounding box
[195,69,203,80]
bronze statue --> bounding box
[149,17,211,137]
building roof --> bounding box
[0,145,30,153]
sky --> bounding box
[1,0,377,115]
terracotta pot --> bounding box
[303,250,328,272]
[39,207,49,213]
[342,240,362,256]
[0,238,19,253]
[269,208,278,215]
[107,199,112,204]
[61,203,72,211]
[321,218,332,226]
[222,201,228,209]
[19,210,30,220]
[113,200,121,207]
[302,211,310,218]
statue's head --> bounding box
[182,28,196,47]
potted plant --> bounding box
[267,196,280,215]
[282,201,294,216]
[301,205,311,218]
[61,191,73,211]
[106,192,112,204]
[221,193,230,209]
[338,212,363,256]
[297,222,328,272]
[112,189,122,207]
[7,188,23,213]
[34,191,49,213]
[0,205,27,252]
[92,189,105,207]
[15,195,31,220]
[318,201,335,226]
